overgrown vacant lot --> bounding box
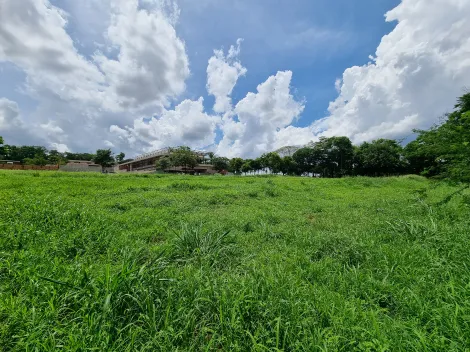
[1,171,470,351]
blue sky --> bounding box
[0,0,468,157]
[178,0,400,126]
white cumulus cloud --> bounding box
[217,70,306,158]
[206,39,247,113]
[0,98,22,131]
[110,98,218,152]
[0,0,105,104]
[0,0,190,152]
[314,0,470,144]
[1,0,469,158]
[95,0,190,110]
[0,98,43,145]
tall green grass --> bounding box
[1,171,469,351]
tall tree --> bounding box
[313,136,354,177]
[262,152,283,174]
[115,152,126,164]
[0,136,7,160]
[170,146,198,171]
[230,158,244,174]
[3,146,47,163]
[156,156,171,172]
[241,160,253,175]
[212,157,230,172]
[48,150,67,165]
[280,156,298,175]
[405,93,470,181]
[251,158,262,174]
[207,152,215,165]
[93,149,115,172]
[355,139,405,176]
[293,147,317,175]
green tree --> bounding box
[293,147,317,175]
[24,154,48,166]
[230,158,244,174]
[207,152,215,165]
[48,150,67,165]
[170,146,198,171]
[0,137,7,160]
[251,158,262,174]
[241,160,253,175]
[313,136,354,177]
[280,156,298,175]
[355,139,405,176]
[93,149,115,172]
[262,152,282,174]
[65,152,96,161]
[212,157,230,172]
[3,146,47,163]
[116,152,126,164]
[405,93,470,181]
[156,156,171,172]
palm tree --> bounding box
[207,152,215,165]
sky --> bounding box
[1,0,469,158]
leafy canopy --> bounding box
[93,149,115,170]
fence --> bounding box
[0,164,59,171]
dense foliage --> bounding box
[93,149,116,171]
[405,93,470,181]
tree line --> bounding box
[1,93,468,180]
[172,93,470,181]
[0,143,126,170]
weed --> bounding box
[1,171,469,350]
[387,218,437,242]
[110,202,130,212]
[170,223,237,268]
[168,182,211,191]
[310,235,369,267]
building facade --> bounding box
[117,148,216,174]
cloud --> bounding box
[314,0,470,144]
[50,143,70,153]
[0,98,22,131]
[0,0,105,104]
[2,0,469,159]
[95,0,190,110]
[0,98,44,145]
[206,39,247,113]
[110,98,218,151]
[0,0,190,153]
[217,70,307,158]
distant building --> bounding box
[60,160,113,173]
[117,148,216,174]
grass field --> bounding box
[1,171,470,351]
